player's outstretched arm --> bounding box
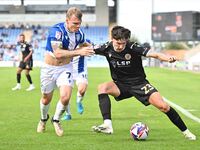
[146,50,177,63]
[51,42,94,59]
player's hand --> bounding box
[168,56,177,63]
[23,57,28,62]
[78,46,95,56]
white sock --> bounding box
[76,92,83,103]
[53,101,67,121]
[66,103,71,115]
[17,83,21,86]
[104,119,112,127]
[40,101,50,120]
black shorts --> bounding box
[19,60,33,70]
[114,80,158,106]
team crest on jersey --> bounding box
[125,53,131,60]
[55,31,61,40]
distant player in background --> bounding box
[12,34,35,91]
[92,26,196,140]
[62,39,92,121]
[36,7,94,136]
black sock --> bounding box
[26,74,33,84]
[98,94,111,120]
[165,107,187,131]
[17,73,21,83]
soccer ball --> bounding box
[130,122,149,140]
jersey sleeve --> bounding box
[94,42,110,56]
[28,44,33,52]
[129,42,150,56]
[46,27,62,52]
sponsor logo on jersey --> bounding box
[55,31,61,40]
[116,60,131,66]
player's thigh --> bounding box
[59,85,73,104]
[77,82,88,94]
[24,69,30,75]
[40,69,56,94]
[57,70,74,103]
[75,71,88,85]
[98,81,120,97]
[17,67,23,74]
[76,74,88,94]
[148,92,170,112]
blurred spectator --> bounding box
[0,44,4,61]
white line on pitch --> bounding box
[163,97,200,124]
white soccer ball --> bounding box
[130,122,149,140]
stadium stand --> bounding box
[0,25,109,66]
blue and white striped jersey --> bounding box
[72,55,86,74]
[46,22,85,52]
[72,39,93,74]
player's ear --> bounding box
[66,18,69,24]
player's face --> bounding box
[19,35,25,43]
[112,38,127,52]
[66,15,82,32]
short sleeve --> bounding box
[94,42,110,56]
[48,27,62,42]
[129,42,150,56]
[46,27,62,52]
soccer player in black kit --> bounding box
[92,26,196,140]
[12,34,35,91]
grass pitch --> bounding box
[0,67,199,150]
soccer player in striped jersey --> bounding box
[36,7,94,136]
[62,39,92,120]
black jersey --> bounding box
[19,42,33,60]
[94,41,150,84]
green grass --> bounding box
[0,67,199,150]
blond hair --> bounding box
[66,7,82,20]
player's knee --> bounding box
[60,95,70,105]
[41,95,51,105]
[98,84,109,94]
[78,89,86,96]
[159,104,170,113]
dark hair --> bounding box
[111,26,131,40]
[66,7,82,21]
[19,33,25,37]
